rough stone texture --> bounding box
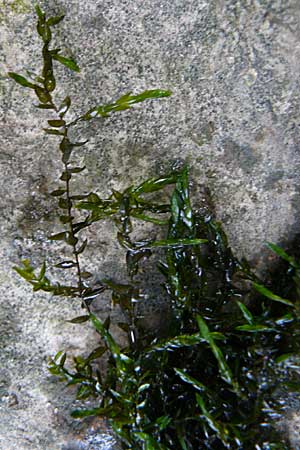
[0,0,300,448]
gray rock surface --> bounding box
[0,0,299,448]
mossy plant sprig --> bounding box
[9,5,171,309]
[10,6,300,450]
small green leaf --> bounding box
[177,433,188,450]
[38,262,46,280]
[48,232,66,241]
[266,242,298,268]
[47,15,65,26]
[52,54,80,72]
[83,89,171,120]
[197,315,239,392]
[235,324,275,332]
[275,353,295,364]
[275,314,294,325]
[43,128,65,136]
[73,218,90,234]
[50,189,66,197]
[69,166,86,173]
[76,239,88,254]
[148,333,204,352]
[48,365,61,376]
[70,194,88,200]
[90,313,121,360]
[8,72,36,89]
[130,213,168,226]
[133,432,161,449]
[35,104,55,109]
[72,141,88,147]
[35,5,45,21]
[236,301,254,324]
[155,416,172,431]
[60,171,72,182]
[82,287,105,301]
[34,86,51,103]
[195,394,230,443]
[37,21,52,43]
[58,96,71,117]
[48,119,65,127]
[44,74,56,92]
[14,266,35,281]
[53,350,64,362]
[142,238,207,249]
[59,352,67,367]
[86,346,107,361]
[134,173,178,194]
[253,282,294,307]
[81,271,93,279]
[137,383,150,394]
[175,368,207,392]
[67,315,90,324]
[65,233,78,246]
[60,137,74,164]
[55,260,77,269]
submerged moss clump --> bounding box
[10,6,299,450]
[17,165,300,449]
[58,167,298,450]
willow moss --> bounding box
[9,6,299,450]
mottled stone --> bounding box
[0,0,300,448]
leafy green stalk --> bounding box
[9,6,171,313]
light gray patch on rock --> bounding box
[221,137,260,174]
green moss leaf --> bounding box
[48,232,66,241]
[47,15,65,26]
[67,315,90,324]
[48,119,65,127]
[60,171,72,182]
[34,104,55,109]
[69,166,86,173]
[34,86,51,103]
[266,242,298,268]
[52,54,80,72]
[145,238,207,248]
[174,368,207,392]
[8,72,36,89]
[235,324,275,332]
[253,282,294,307]
[43,128,65,136]
[50,189,66,197]
[90,313,121,361]
[83,89,171,120]
[55,260,77,269]
[134,173,178,195]
[58,96,71,117]
[60,137,74,164]
[236,301,254,324]
[76,239,88,254]
[197,315,239,392]
[35,5,45,21]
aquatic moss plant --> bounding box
[10,6,300,450]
